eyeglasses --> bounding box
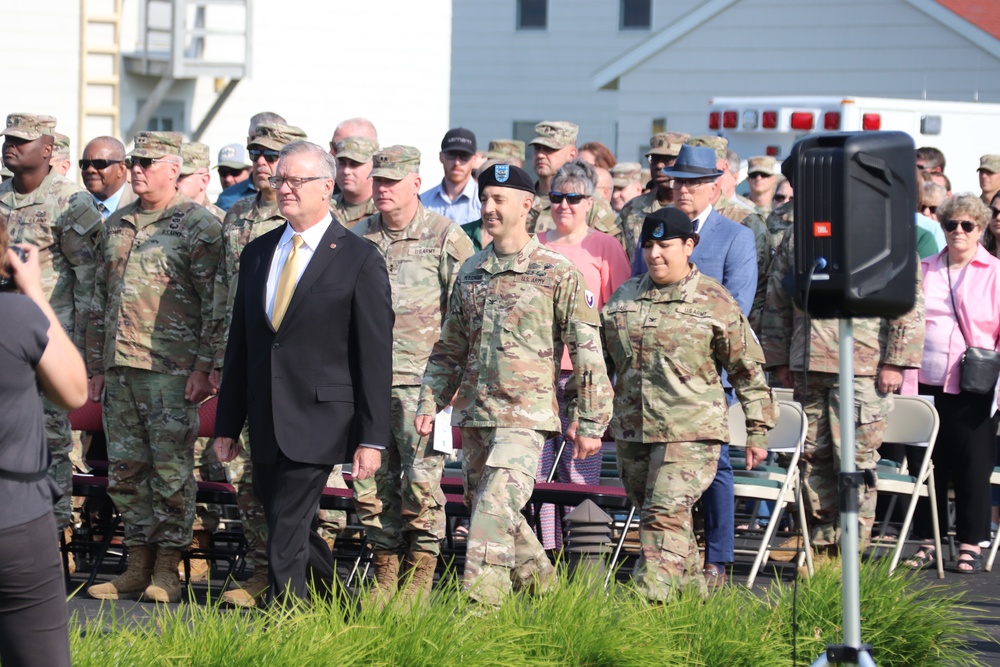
[672,178,715,190]
[268,175,328,190]
[248,148,281,163]
[943,219,977,233]
[747,172,772,179]
[125,157,171,170]
[79,159,122,171]
[218,167,246,179]
[921,204,938,215]
[549,192,589,205]
[442,150,473,161]
[773,194,791,204]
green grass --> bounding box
[70,560,992,667]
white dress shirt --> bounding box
[692,204,714,234]
[265,213,333,321]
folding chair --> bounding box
[987,465,1000,572]
[869,395,943,578]
[731,399,814,587]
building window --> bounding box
[136,100,185,133]
[517,0,547,30]
[620,0,651,30]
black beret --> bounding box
[640,207,697,246]
[478,163,535,195]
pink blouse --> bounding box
[539,229,631,371]
[918,245,1000,394]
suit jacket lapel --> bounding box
[276,221,347,331]
[258,224,285,333]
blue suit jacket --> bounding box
[631,207,757,316]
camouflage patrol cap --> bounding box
[610,161,643,187]
[978,154,1000,174]
[179,142,211,175]
[685,135,728,162]
[1,113,57,141]
[248,123,307,152]
[371,145,421,180]
[129,131,183,158]
[747,156,776,176]
[335,135,379,163]
[51,132,70,159]
[646,132,689,158]
[486,139,526,162]
[530,121,579,149]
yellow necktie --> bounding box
[271,235,304,329]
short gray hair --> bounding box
[937,193,990,230]
[551,159,596,196]
[279,140,337,180]
[726,149,740,176]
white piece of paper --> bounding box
[432,406,454,454]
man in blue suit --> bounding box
[632,144,757,588]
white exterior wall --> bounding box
[449,0,682,159]
[613,0,1000,171]
[2,0,452,194]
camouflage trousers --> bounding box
[227,423,268,568]
[795,372,890,550]
[193,436,225,533]
[617,440,719,603]
[42,399,73,527]
[103,368,197,549]
[317,465,348,545]
[461,427,555,606]
[353,385,445,556]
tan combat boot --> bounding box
[369,550,401,610]
[398,552,437,606]
[144,547,183,603]
[87,545,155,600]
[221,566,270,608]
[179,530,213,583]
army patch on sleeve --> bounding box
[585,290,595,308]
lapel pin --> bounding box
[329,243,337,249]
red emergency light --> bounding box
[709,111,720,130]
[722,111,738,129]
[862,113,881,130]
[762,111,777,129]
[790,112,815,131]
[823,112,841,130]
[766,145,781,157]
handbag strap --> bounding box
[945,255,971,347]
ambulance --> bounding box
[707,95,1000,193]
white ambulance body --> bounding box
[707,96,1000,194]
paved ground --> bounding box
[65,545,1000,665]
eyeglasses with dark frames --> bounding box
[124,157,172,170]
[248,148,281,163]
[943,219,976,234]
[268,175,328,190]
[79,159,123,171]
[549,192,590,205]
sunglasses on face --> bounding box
[248,148,280,162]
[748,172,772,179]
[125,157,169,169]
[79,159,123,171]
[921,204,937,215]
[773,194,791,204]
[549,192,589,205]
[943,219,977,233]
[218,167,246,179]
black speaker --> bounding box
[782,131,917,319]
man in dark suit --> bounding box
[213,140,393,602]
[631,145,757,590]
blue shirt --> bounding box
[420,178,480,225]
[216,178,257,212]
[915,212,945,252]
[92,183,128,219]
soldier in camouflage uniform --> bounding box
[746,156,779,218]
[50,131,72,176]
[0,113,103,529]
[415,163,613,607]
[526,121,623,245]
[177,142,227,222]
[352,145,474,605]
[331,136,378,229]
[760,228,924,552]
[209,121,306,607]
[609,161,643,213]
[485,139,525,168]
[765,176,794,256]
[602,208,774,602]
[616,132,689,265]
[86,131,222,603]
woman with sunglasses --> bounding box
[533,160,630,552]
[981,192,1000,258]
[904,193,1000,574]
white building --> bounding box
[451,0,1000,176]
[0,0,454,193]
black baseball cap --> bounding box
[441,128,477,154]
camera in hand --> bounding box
[0,246,28,291]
